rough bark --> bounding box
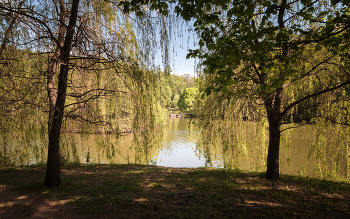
[265,111,282,179]
[264,0,288,180]
[44,0,80,187]
[47,50,59,134]
[46,0,67,166]
[265,88,283,179]
[47,0,66,135]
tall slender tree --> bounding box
[44,0,80,187]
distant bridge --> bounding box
[169,113,193,118]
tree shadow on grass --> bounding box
[0,165,349,218]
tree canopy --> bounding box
[177,87,199,112]
[175,0,350,179]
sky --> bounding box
[154,25,199,77]
[171,37,198,77]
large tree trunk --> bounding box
[266,115,281,179]
[44,0,80,187]
[265,0,287,180]
[265,89,283,179]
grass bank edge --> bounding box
[1,163,349,192]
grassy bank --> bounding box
[1,164,349,218]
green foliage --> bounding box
[175,0,350,179]
[177,87,199,112]
[171,94,179,108]
[161,84,172,107]
[174,0,350,102]
[0,0,174,168]
[119,0,170,16]
[155,70,197,108]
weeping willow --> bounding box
[0,48,48,166]
[0,0,176,167]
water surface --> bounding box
[3,117,349,181]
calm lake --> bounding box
[4,116,349,181]
[63,117,349,180]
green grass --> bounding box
[1,164,349,218]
